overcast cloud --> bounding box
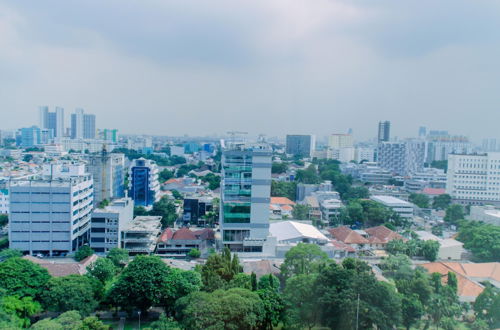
[1,0,500,141]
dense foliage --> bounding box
[457,221,500,262]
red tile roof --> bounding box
[365,225,406,244]
[158,228,174,242]
[422,188,446,196]
[270,197,296,206]
[172,227,198,240]
[421,262,485,299]
[22,255,98,277]
[328,226,369,244]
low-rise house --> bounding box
[156,227,215,258]
[420,262,500,302]
[328,226,369,250]
[364,225,406,249]
[303,196,322,220]
[468,205,500,226]
[22,254,98,277]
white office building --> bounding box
[90,198,134,253]
[447,152,500,205]
[9,163,93,256]
[371,195,414,219]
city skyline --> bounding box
[1,1,500,140]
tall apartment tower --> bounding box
[84,149,125,206]
[285,135,315,158]
[220,142,272,252]
[377,141,425,176]
[9,163,93,256]
[378,121,391,143]
[39,106,65,138]
[71,109,96,139]
[446,152,500,205]
[128,158,160,207]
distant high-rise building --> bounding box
[128,158,160,207]
[39,106,64,138]
[83,114,96,139]
[71,109,95,139]
[328,134,354,149]
[377,141,425,176]
[220,142,272,252]
[9,163,93,256]
[71,108,84,139]
[85,150,125,206]
[418,126,427,138]
[286,135,315,157]
[378,121,391,143]
[102,129,119,143]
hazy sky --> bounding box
[1,0,500,141]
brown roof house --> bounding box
[328,226,369,250]
[22,254,98,277]
[156,227,215,258]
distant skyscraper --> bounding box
[20,126,41,147]
[286,135,315,157]
[39,106,64,138]
[418,126,427,138]
[71,109,96,139]
[378,121,391,143]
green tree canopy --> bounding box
[106,248,129,268]
[108,255,170,313]
[280,243,329,279]
[176,288,265,330]
[74,245,94,262]
[444,204,464,225]
[0,257,50,299]
[271,162,288,174]
[457,221,500,262]
[161,268,201,314]
[87,258,116,284]
[432,194,452,210]
[41,275,100,315]
[409,193,430,208]
[291,204,310,220]
[200,247,242,292]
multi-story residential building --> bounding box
[285,135,315,158]
[9,163,93,256]
[0,189,8,214]
[71,109,96,139]
[90,198,134,253]
[378,121,391,143]
[377,141,425,176]
[128,158,160,207]
[39,106,64,138]
[328,134,354,149]
[371,195,414,219]
[84,150,125,206]
[220,142,272,252]
[446,152,500,205]
[426,135,472,163]
[355,147,375,163]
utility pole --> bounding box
[356,293,360,330]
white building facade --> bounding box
[446,152,500,205]
[9,163,94,256]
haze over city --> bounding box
[1,0,500,140]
